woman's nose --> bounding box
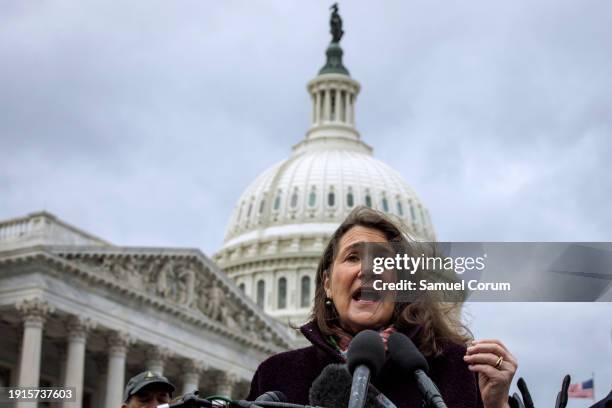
[355,261,365,279]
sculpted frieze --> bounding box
[59,252,280,346]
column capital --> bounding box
[67,316,96,342]
[182,360,206,375]
[145,346,172,362]
[16,298,54,327]
[107,332,132,357]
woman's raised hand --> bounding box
[464,339,518,408]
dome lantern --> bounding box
[304,4,362,147]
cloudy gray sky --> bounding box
[1,0,611,405]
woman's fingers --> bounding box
[464,352,502,367]
[467,340,518,368]
[472,339,509,352]
[467,363,502,378]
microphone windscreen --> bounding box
[309,364,387,408]
[347,330,386,377]
[387,332,429,373]
[309,364,352,407]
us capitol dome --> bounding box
[214,7,435,330]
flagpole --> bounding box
[592,371,595,400]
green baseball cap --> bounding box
[123,371,175,402]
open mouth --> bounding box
[352,286,382,302]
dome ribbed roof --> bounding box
[223,145,434,247]
[220,12,434,251]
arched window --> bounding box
[308,188,316,207]
[397,200,404,216]
[381,197,389,212]
[290,189,298,208]
[327,191,335,207]
[273,190,282,210]
[419,205,427,225]
[409,201,417,222]
[247,201,253,217]
[256,280,265,308]
[300,276,311,308]
[259,198,265,213]
[347,190,354,207]
[238,283,245,293]
[277,277,287,309]
[237,202,244,222]
[365,193,372,208]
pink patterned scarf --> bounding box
[333,325,397,357]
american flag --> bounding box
[568,378,594,399]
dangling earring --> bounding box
[325,298,332,306]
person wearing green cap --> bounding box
[121,371,176,408]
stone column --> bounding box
[181,361,204,395]
[104,332,131,408]
[145,346,171,376]
[323,88,331,122]
[311,93,316,124]
[16,299,54,387]
[343,90,349,123]
[63,317,96,408]
[346,92,353,125]
[313,91,320,124]
[210,371,237,398]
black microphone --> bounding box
[309,364,396,408]
[346,330,386,408]
[555,375,571,408]
[517,378,534,408]
[387,332,447,408]
[509,393,526,408]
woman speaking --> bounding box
[247,206,517,408]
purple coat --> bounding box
[247,322,484,408]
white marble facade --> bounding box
[0,212,291,408]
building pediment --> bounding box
[0,245,291,353]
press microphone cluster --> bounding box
[308,364,396,408]
[167,330,453,408]
[310,330,452,408]
[308,330,394,408]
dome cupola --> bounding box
[215,5,434,329]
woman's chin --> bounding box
[346,302,385,328]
